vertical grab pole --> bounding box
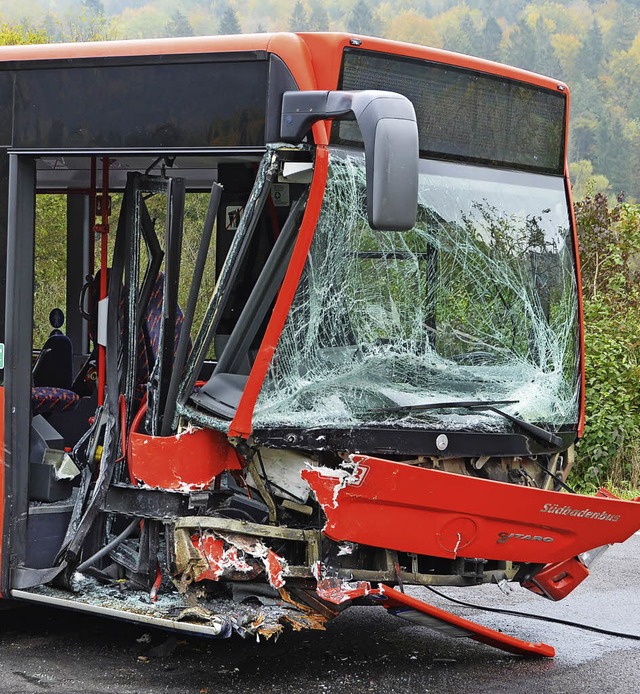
[89,157,97,277]
[96,156,110,405]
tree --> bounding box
[479,16,503,61]
[0,22,49,45]
[346,0,379,37]
[43,13,61,41]
[289,1,310,31]
[442,12,479,56]
[309,3,329,32]
[164,10,194,38]
[551,32,581,79]
[570,114,600,164]
[219,5,241,35]
[569,160,610,200]
[482,0,527,25]
[117,7,169,39]
[532,17,561,77]
[64,0,117,42]
[503,19,537,70]
[384,12,441,47]
[573,193,640,488]
[607,1,640,53]
[596,117,631,197]
[577,20,604,80]
[82,0,105,15]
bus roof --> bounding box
[0,32,567,94]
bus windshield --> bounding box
[253,149,580,434]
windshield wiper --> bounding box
[371,399,519,414]
[370,399,562,448]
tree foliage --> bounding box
[289,1,310,31]
[164,10,194,37]
[309,3,329,31]
[0,22,48,45]
[219,5,241,35]
[346,0,379,36]
[574,194,640,490]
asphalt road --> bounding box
[0,535,638,694]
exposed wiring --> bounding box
[424,585,640,641]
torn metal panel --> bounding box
[302,462,367,510]
[213,531,288,589]
[174,528,258,586]
[173,516,321,568]
[174,527,208,584]
[189,534,261,582]
[264,548,287,589]
[302,455,640,565]
[175,528,288,590]
[315,577,372,605]
[128,425,242,490]
[278,588,328,631]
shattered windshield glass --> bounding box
[253,149,580,433]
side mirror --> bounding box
[280,90,419,231]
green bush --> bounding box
[573,193,640,490]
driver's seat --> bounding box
[31,318,80,416]
[33,332,74,390]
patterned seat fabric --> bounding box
[31,332,80,415]
[133,273,187,411]
[144,273,185,358]
[32,386,81,415]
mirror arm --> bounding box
[280,90,419,231]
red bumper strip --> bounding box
[377,584,555,658]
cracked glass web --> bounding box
[253,150,579,434]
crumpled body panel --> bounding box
[302,455,640,564]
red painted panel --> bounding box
[522,557,590,601]
[0,386,4,462]
[192,535,260,582]
[377,584,555,658]
[313,579,555,655]
[229,146,330,438]
[302,455,640,564]
[128,426,242,490]
[0,387,4,585]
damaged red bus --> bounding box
[0,32,638,657]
